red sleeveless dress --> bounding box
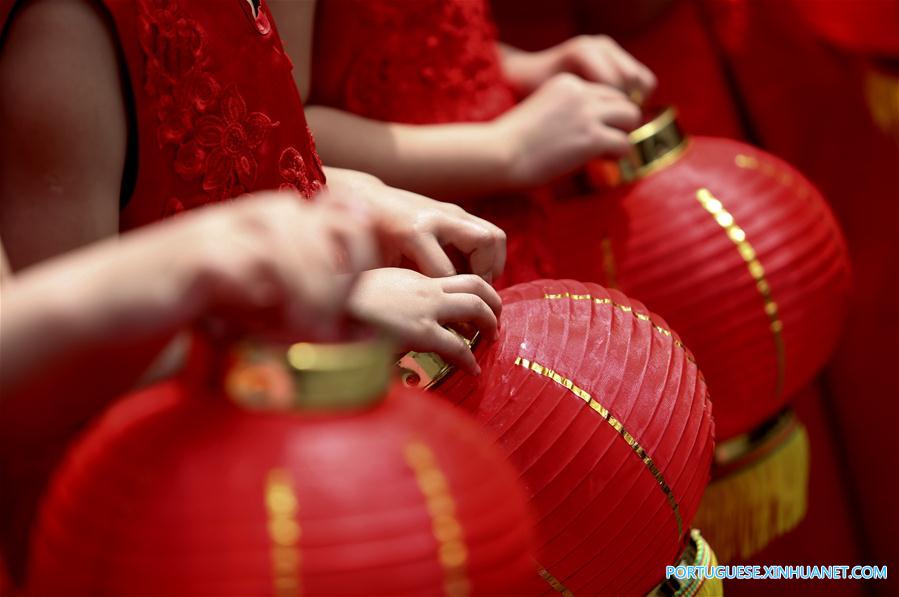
[311,0,552,286]
[0,0,325,585]
[110,0,326,229]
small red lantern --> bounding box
[547,108,851,561]
[27,338,535,596]
[400,279,716,596]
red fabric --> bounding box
[28,377,535,595]
[791,0,899,58]
[103,0,326,229]
[701,2,899,592]
[436,279,715,595]
[311,0,552,287]
[547,138,851,441]
[0,0,328,585]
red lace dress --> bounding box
[311,0,552,286]
[0,0,325,585]
[108,0,326,229]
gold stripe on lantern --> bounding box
[265,468,302,597]
[543,293,698,368]
[514,357,684,538]
[538,565,574,596]
[695,187,786,396]
[404,440,470,597]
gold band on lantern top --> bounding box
[396,329,480,390]
[694,188,786,397]
[225,337,394,411]
[619,107,689,182]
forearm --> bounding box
[498,42,556,96]
[308,106,513,200]
[0,229,204,397]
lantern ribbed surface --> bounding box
[435,279,715,596]
[584,138,851,441]
[27,378,535,595]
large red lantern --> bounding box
[27,338,535,596]
[400,279,716,596]
[547,108,851,560]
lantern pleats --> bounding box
[27,380,535,596]
[551,137,848,562]
[562,138,851,442]
[436,279,715,595]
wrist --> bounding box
[502,45,562,96]
[489,116,527,189]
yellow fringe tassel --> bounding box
[865,66,899,143]
[693,416,810,563]
[691,530,723,597]
[647,529,724,597]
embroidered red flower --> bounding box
[181,85,278,198]
[278,147,323,197]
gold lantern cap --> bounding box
[396,327,480,390]
[619,106,688,182]
[224,336,394,412]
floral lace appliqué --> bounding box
[340,0,515,124]
[138,0,277,201]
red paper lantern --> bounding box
[27,338,535,596]
[791,0,899,58]
[541,109,850,560]
[401,279,715,595]
[551,108,851,442]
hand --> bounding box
[502,36,656,100]
[0,191,378,400]
[347,268,501,375]
[187,191,378,339]
[323,168,506,282]
[496,73,641,187]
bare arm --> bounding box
[498,38,656,100]
[308,107,513,199]
[0,0,126,271]
[0,193,377,420]
[268,1,641,199]
[268,0,512,199]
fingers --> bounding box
[403,233,457,278]
[436,292,499,340]
[417,325,481,376]
[594,36,656,99]
[597,97,641,131]
[433,215,507,282]
[440,274,502,317]
[325,213,379,275]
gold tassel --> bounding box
[865,66,899,143]
[693,410,809,563]
[647,529,724,597]
[692,530,723,597]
